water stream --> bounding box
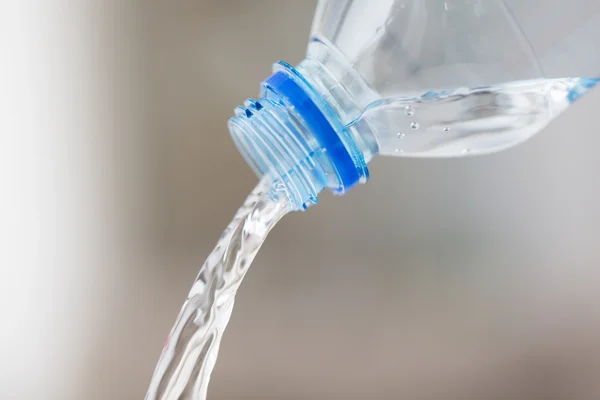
[145,178,289,400]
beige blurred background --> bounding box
[3,1,600,399]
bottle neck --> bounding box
[228,61,370,211]
[297,39,381,162]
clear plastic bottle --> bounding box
[228,0,600,211]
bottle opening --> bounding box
[228,64,369,210]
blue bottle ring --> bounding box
[263,71,361,193]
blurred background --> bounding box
[4,1,600,399]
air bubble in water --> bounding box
[443,126,450,133]
[462,149,471,154]
[410,122,419,130]
[405,105,414,116]
[397,133,405,139]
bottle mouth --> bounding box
[228,64,369,211]
[228,97,326,211]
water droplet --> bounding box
[397,133,405,139]
[404,105,414,116]
[410,122,419,130]
[443,126,450,133]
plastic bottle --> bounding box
[228,0,600,211]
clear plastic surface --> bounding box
[306,0,600,156]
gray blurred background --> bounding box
[4,1,600,399]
